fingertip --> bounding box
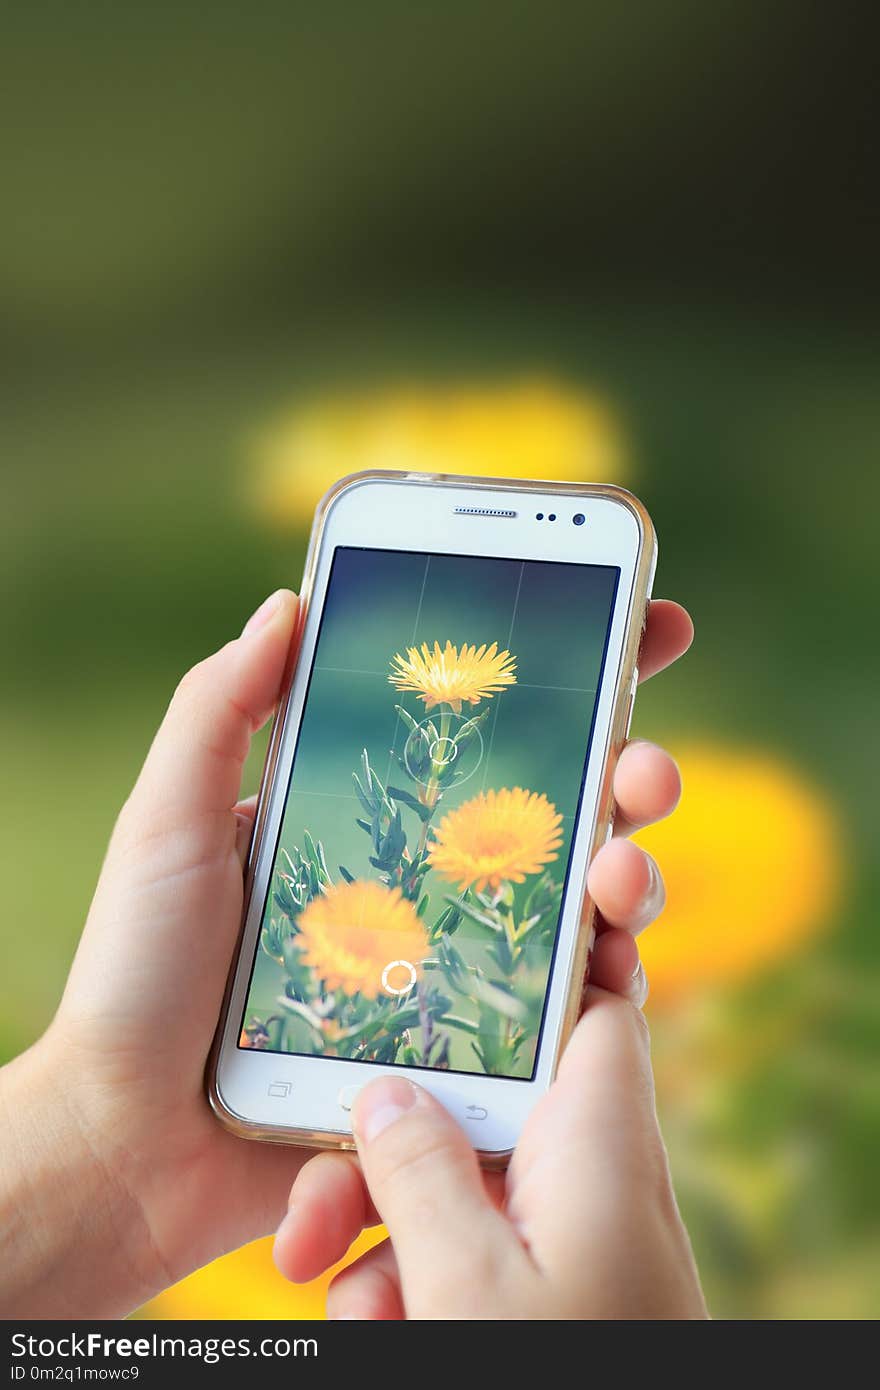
[327,1241,404,1321]
[233,810,254,868]
[272,1204,309,1282]
[241,588,298,640]
[640,600,694,681]
[225,589,298,727]
[352,1075,420,1148]
[589,930,650,1007]
[614,739,682,827]
[273,1152,370,1284]
[665,599,695,648]
[651,599,695,651]
[590,927,639,993]
[628,957,650,1009]
[351,1073,499,1280]
[588,838,664,933]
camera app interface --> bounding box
[240,547,619,1079]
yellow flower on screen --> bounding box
[249,378,628,525]
[634,743,842,1002]
[430,786,563,893]
[295,879,428,999]
[389,639,516,714]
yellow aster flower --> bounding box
[140,1228,385,1320]
[634,743,842,1003]
[389,639,516,714]
[430,787,563,893]
[249,378,629,526]
[296,879,428,999]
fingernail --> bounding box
[234,812,253,868]
[241,589,285,637]
[629,959,649,1008]
[633,853,665,931]
[353,1076,418,1145]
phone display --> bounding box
[240,546,619,1080]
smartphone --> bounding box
[209,470,656,1164]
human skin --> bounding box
[276,987,707,1319]
[0,590,696,1318]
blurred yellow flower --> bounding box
[250,379,628,525]
[140,1229,385,1320]
[389,639,516,713]
[430,787,563,893]
[634,743,842,1002]
[296,879,428,998]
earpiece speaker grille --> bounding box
[453,507,517,518]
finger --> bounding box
[121,589,298,833]
[509,988,704,1316]
[273,1152,381,1284]
[233,795,260,866]
[277,1153,506,1285]
[587,837,665,935]
[589,929,649,1006]
[507,987,666,1265]
[235,816,253,867]
[327,1239,404,1321]
[65,591,298,1046]
[638,600,693,682]
[351,1076,527,1312]
[612,739,681,835]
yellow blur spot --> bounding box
[635,744,842,1002]
[249,379,628,525]
[139,1227,385,1321]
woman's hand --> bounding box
[1,590,311,1318]
[287,988,707,1319]
[0,591,693,1319]
[273,603,705,1319]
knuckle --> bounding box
[327,1261,395,1320]
[370,1118,466,1206]
[424,1243,499,1313]
[597,986,653,1051]
[172,656,212,705]
[171,640,235,708]
[624,991,652,1043]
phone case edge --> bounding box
[206,469,658,1168]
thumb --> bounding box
[59,590,298,1038]
[122,588,298,829]
[507,988,673,1267]
[352,1076,526,1316]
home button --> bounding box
[338,1084,361,1113]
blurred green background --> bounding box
[1,2,877,1319]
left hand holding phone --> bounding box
[0,590,690,1318]
[1,590,309,1318]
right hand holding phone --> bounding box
[307,988,706,1319]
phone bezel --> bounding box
[209,471,655,1161]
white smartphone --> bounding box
[209,470,656,1165]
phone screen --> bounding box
[240,547,619,1079]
